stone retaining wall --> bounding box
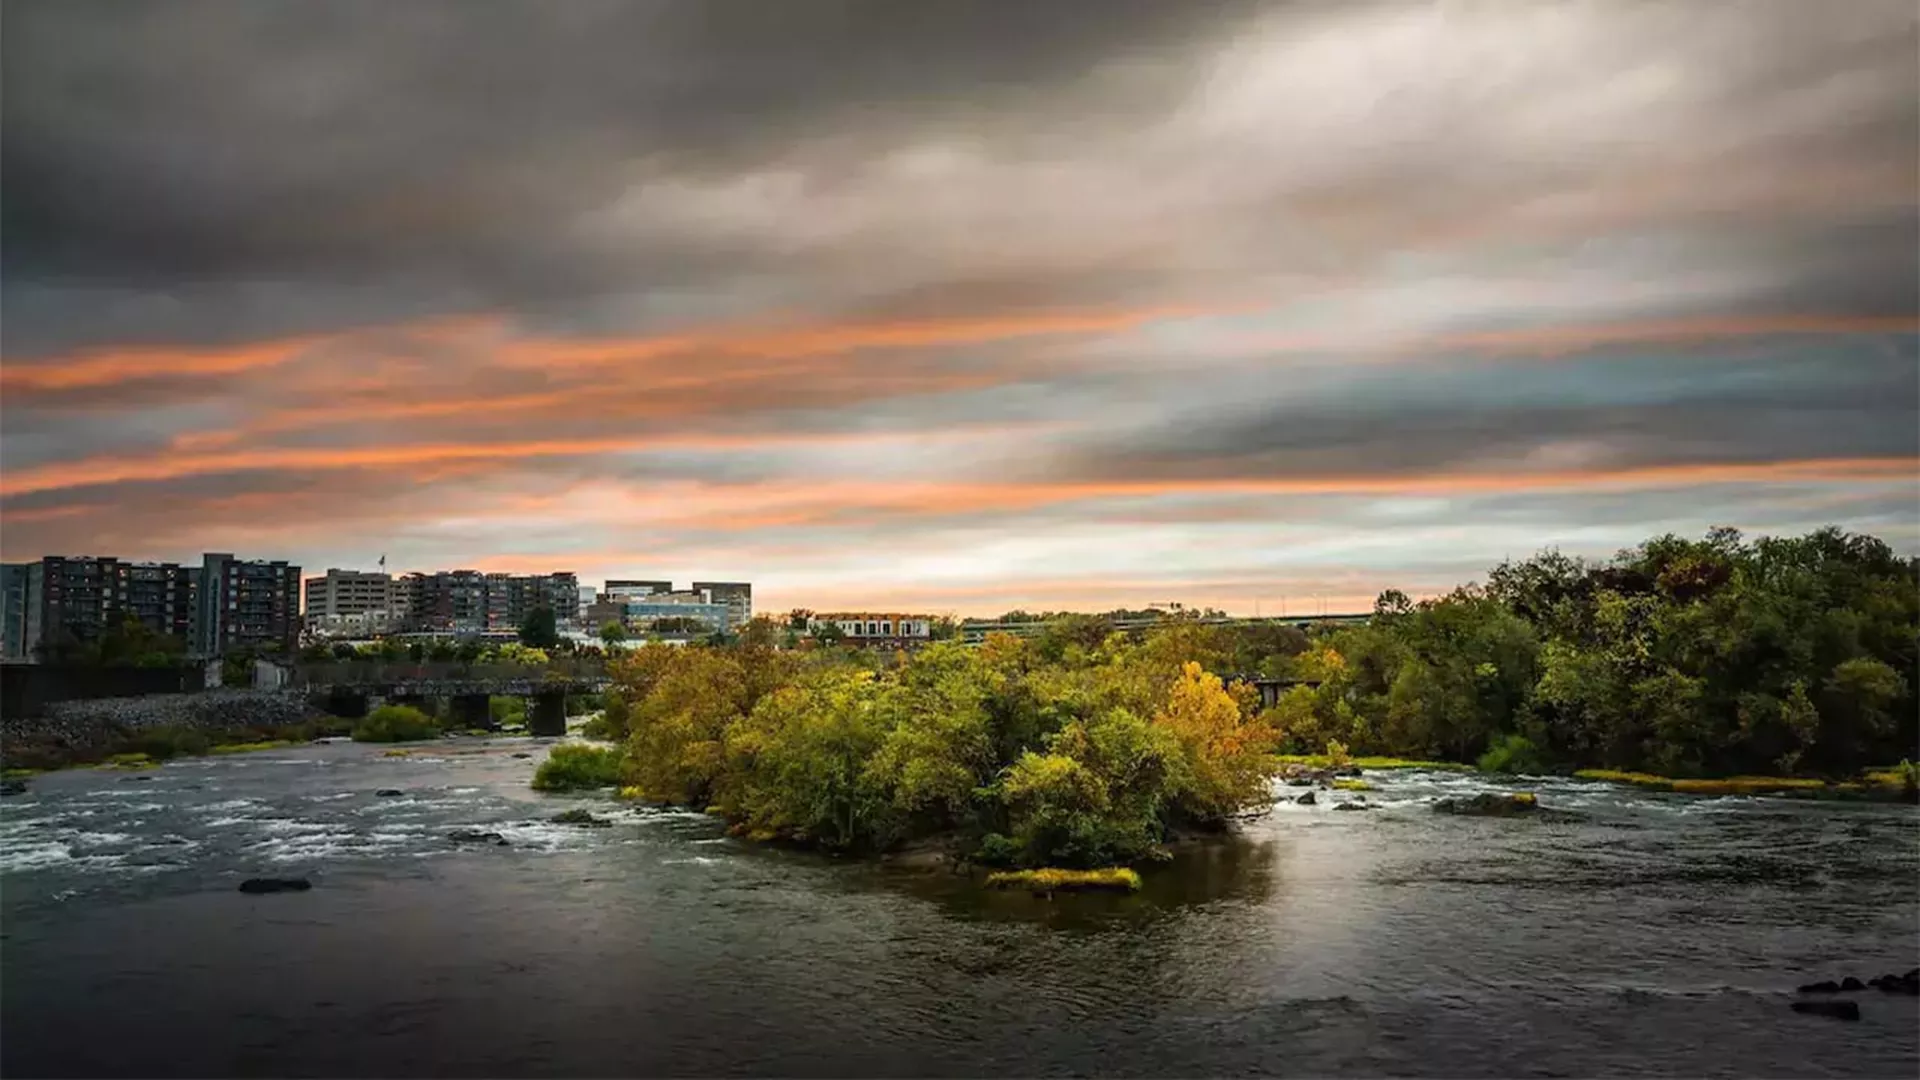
[4,689,323,752]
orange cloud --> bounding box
[0,336,326,393]
[0,424,1055,498]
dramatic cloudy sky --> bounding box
[3,0,1916,615]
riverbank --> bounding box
[1276,753,1916,802]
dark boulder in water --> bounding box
[511,752,533,759]
[1871,972,1920,995]
[551,808,613,828]
[1797,980,1840,994]
[1433,793,1540,817]
[1333,801,1372,812]
[1295,791,1317,806]
[375,789,404,797]
[238,878,312,894]
[1789,1000,1859,1021]
[0,779,27,797]
[1839,976,1865,992]
[448,829,510,846]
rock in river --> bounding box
[1797,980,1841,994]
[551,809,613,828]
[1295,791,1317,805]
[1333,801,1372,812]
[238,878,312,894]
[1839,976,1865,991]
[1433,793,1540,817]
[375,789,404,797]
[1790,1000,1860,1021]
[448,829,510,846]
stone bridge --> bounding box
[291,662,610,736]
[1222,674,1324,710]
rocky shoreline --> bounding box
[1,689,325,767]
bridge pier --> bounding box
[528,691,567,737]
[393,693,435,719]
[449,693,493,731]
[320,689,370,719]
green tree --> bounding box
[599,620,628,648]
[518,605,560,649]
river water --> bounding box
[3,737,1915,1078]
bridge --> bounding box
[958,613,1371,645]
[291,661,610,736]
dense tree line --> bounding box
[1272,527,1917,777]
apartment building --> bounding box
[401,570,489,633]
[194,553,301,655]
[4,556,200,657]
[397,569,579,633]
[1,563,28,660]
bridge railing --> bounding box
[291,659,608,688]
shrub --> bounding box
[490,696,527,725]
[351,705,441,743]
[1324,739,1352,769]
[1476,734,1545,775]
[531,743,624,791]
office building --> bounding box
[304,569,397,618]
[690,581,752,630]
[195,553,301,655]
[604,579,672,601]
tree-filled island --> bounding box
[538,527,1917,874]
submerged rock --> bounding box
[1295,791,1317,806]
[448,829,510,846]
[1333,801,1372,812]
[1797,980,1841,994]
[1790,1000,1860,1021]
[511,752,533,759]
[374,789,404,797]
[1870,972,1920,995]
[1433,792,1541,817]
[551,808,613,828]
[0,779,27,797]
[238,877,312,894]
[1839,976,1865,992]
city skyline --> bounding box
[4,1,1915,617]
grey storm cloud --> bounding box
[4,0,1916,355]
[2,0,1915,607]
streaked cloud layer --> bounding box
[4,0,1915,614]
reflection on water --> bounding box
[2,739,1916,1078]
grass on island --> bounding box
[531,743,624,792]
[100,752,158,770]
[1331,778,1376,791]
[985,867,1143,893]
[208,739,296,755]
[1575,767,1912,797]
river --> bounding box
[3,737,1915,1078]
